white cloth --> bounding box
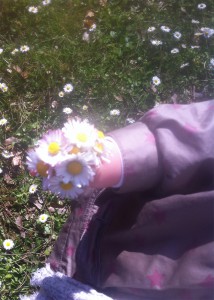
[20,264,113,300]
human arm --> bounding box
[92,100,214,195]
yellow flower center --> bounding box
[6,242,11,247]
[69,146,80,155]
[95,142,104,152]
[98,130,105,139]
[48,142,60,156]
[36,161,49,177]
[76,132,88,143]
[67,161,83,175]
[60,182,73,190]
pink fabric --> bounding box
[109,100,214,195]
[49,99,214,300]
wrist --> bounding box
[91,137,123,188]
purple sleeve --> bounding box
[108,100,214,194]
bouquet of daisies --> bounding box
[26,119,111,199]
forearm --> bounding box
[92,99,214,195]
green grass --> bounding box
[0,0,214,299]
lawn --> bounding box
[0,0,214,299]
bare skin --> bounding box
[90,139,122,188]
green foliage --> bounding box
[0,0,214,298]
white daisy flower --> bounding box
[154,101,160,108]
[0,83,8,92]
[20,45,30,53]
[180,63,189,68]
[58,91,64,98]
[152,76,161,86]
[2,150,14,158]
[0,118,8,126]
[171,48,179,54]
[29,184,38,194]
[82,32,90,43]
[126,118,135,124]
[173,31,182,39]
[93,135,111,164]
[82,105,88,110]
[63,107,73,114]
[147,26,156,32]
[181,44,187,48]
[110,31,117,37]
[160,25,171,32]
[63,83,74,93]
[26,149,51,177]
[28,6,38,13]
[110,109,120,116]
[56,154,95,186]
[67,144,82,156]
[194,32,203,38]
[192,19,200,24]
[38,214,49,223]
[200,27,214,38]
[48,176,83,199]
[51,100,58,109]
[62,119,97,149]
[0,167,3,173]
[210,58,214,67]
[0,48,3,54]
[36,129,68,166]
[191,45,200,49]
[89,23,97,32]
[11,48,19,55]
[42,0,51,6]
[151,39,163,46]
[96,130,105,140]
[197,3,206,9]
[3,239,14,250]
